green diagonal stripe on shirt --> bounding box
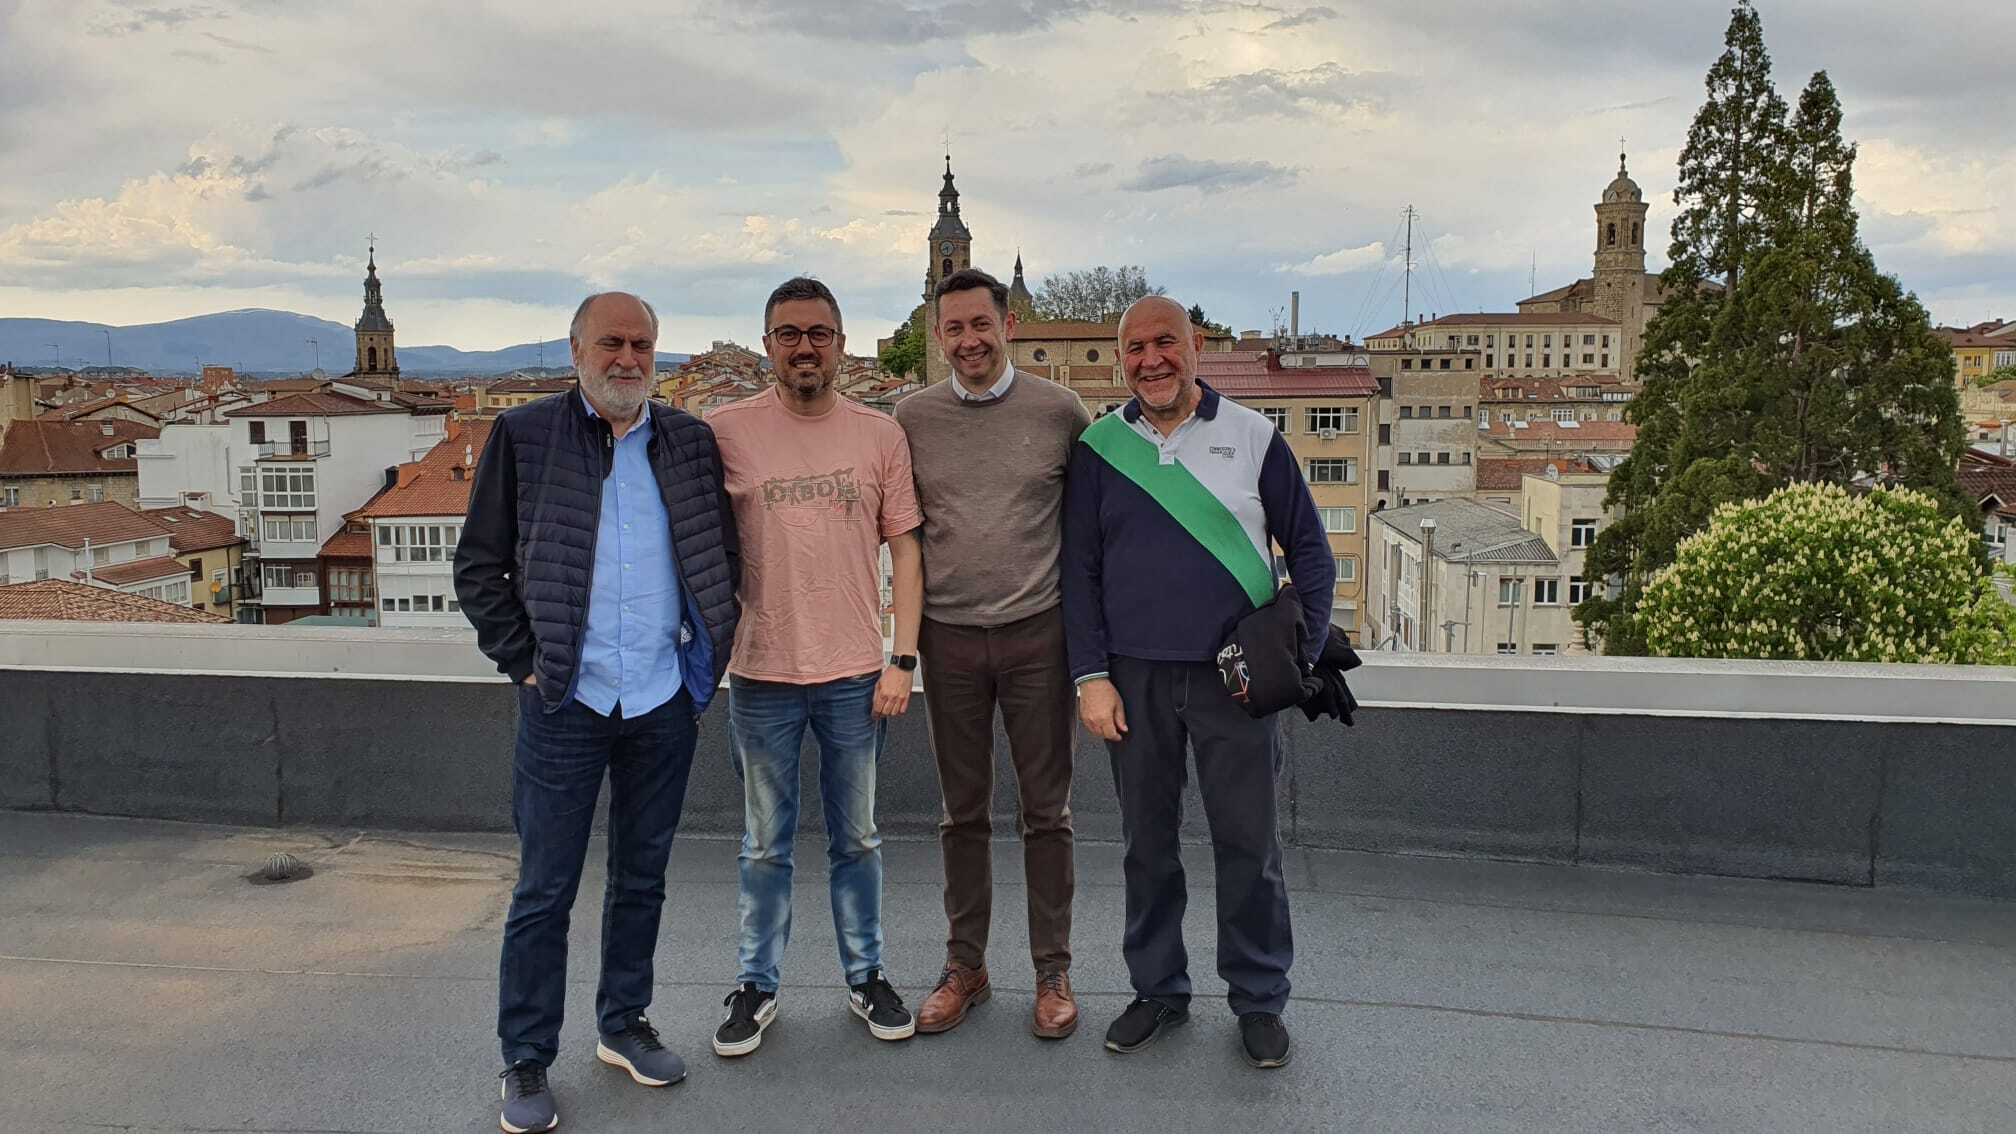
[1080,414,1276,607]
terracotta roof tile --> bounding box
[0,501,172,552]
[224,392,404,417]
[1475,456,1603,490]
[319,529,375,558]
[355,420,495,520]
[1483,420,1638,442]
[0,578,228,623]
[141,506,244,554]
[0,420,158,476]
[90,555,190,585]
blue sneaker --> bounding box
[498,1061,556,1133]
[596,1014,687,1087]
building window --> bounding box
[1525,354,1534,368]
[1306,406,1347,433]
[1601,354,1610,368]
[248,422,266,445]
[1436,452,1451,465]
[1525,335,1535,348]
[1306,459,1355,484]
[1332,601,1358,631]
[1532,643,1559,656]
[1031,348,1047,362]
[1542,354,1552,368]
[1498,577,1522,606]
[1496,642,1518,655]
[381,597,396,612]
[1533,578,1560,605]
[1318,506,1358,533]
[262,516,316,543]
[1436,405,1451,419]
[88,484,105,503]
[1398,452,1412,465]
[1416,451,1430,465]
[1085,349,1101,363]
[1466,335,1479,346]
[2,487,16,507]
[1602,335,1611,348]
[1399,405,1414,419]
[1377,470,1390,490]
[71,485,83,501]
[1583,335,1596,346]
[1378,423,1391,444]
[1262,407,1291,433]
[1401,359,1413,370]
[1568,576,1589,604]
[1486,355,1495,368]
[1465,358,1475,370]
[1571,519,1599,548]
[1333,555,1357,583]
[259,468,316,511]
[1553,407,1574,422]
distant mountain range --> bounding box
[0,309,689,376]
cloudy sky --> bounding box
[2,0,2011,354]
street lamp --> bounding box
[1418,517,1437,653]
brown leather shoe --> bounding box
[1033,971,1079,1039]
[916,964,990,1034]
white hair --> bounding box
[570,292,660,342]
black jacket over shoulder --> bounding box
[453,391,740,713]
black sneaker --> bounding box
[847,970,916,1041]
[712,983,778,1058]
[1239,1012,1291,1068]
[1104,997,1188,1053]
[498,1060,556,1133]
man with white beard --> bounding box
[457,291,742,1132]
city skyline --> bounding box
[2,0,2012,352]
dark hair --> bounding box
[933,268,1009,316]
[764,276,843,333]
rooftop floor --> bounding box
[5,812,2013,1133]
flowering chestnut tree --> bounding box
[1638,482,2016,664]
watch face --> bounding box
[940,242,952,254]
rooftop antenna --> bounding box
[1401,205,1416,327]
[1530,250,1536,299]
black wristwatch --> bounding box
[888,654,918,672]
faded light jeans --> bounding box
[728,671,887,991]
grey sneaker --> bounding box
[596,1014,687,1087]
[498,1061,556,1133]
[847,970,915,1041]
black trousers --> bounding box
[1105,656,1292,1016]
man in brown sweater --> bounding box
[894,267,1092,1039]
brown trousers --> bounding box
[918,605,1075,975]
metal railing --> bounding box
[256,439,331,459]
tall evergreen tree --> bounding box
[1576,30,1970,655]
[1668,0,1791,293]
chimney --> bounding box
[1290,291,1300,337]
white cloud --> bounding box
[1281,242,1387,276]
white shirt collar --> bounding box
[950,362,1014,402]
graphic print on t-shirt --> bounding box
[759,467,862,523]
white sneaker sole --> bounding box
[711,996,778,1058]
[499,1078,558,1133]
[850,997,917,1041]
[594,1042,684,1087]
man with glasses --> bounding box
[704,276,925,1057]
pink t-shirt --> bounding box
[707,387,923,683]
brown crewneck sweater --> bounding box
[894,370,1092,626]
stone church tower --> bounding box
[1592,152,1649,378]
[1009,252,1035,321]
[352,241,399,379]
[921,155,972,385]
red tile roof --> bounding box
[90,554,189,586]
[0,420,159,476]
[355,420,495,519]
[1476,456,1604,490]
[1958,452,2016,505]
[141,506,244,554]
[1210,372,1380,398]
[319,529,375,558]
[1423,311,1621,327]
[36,396,164,422]
[0,579,228,623]
[1482,376,1629,401]
[0,501,172,552]
[224,392,404,417]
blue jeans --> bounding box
[728,672,887,991]
[499,686,697,1067]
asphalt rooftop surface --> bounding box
[3,811,2013,1133]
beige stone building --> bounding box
[0,420,159,510]
[143,504,249,620]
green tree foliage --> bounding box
[878,304,926,379]
[1577,7,1969,654]
[1638,483,2016,665]
[1033,266,1163,323]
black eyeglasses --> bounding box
[766,325,837,347]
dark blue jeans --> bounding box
[499,685,697,1067]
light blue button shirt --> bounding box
[951,365,1014,402]
[572,394,684,718]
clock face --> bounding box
[940,242,952,254]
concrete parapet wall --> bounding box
[3,624,2012,898]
